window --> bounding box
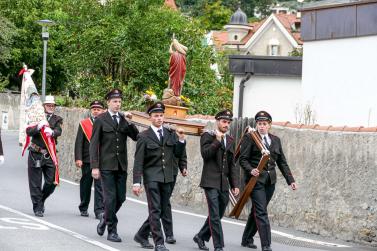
[234,35,238,40]
[270,45,279,56]
[268,38,280,56]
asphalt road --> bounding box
[0,130,375,251]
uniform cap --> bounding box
[255,111,272,122]
[105,88,123,100]
[90,100,104,109]
[147,101,165,114]
[215,109,233,121]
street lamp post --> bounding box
[36,19,55,102]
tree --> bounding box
[0,0,71,92]
[198,1,233,31]
[254,0,274,17]
[177,0,258,21]
[62,0,224,114]
[0,16,16,90]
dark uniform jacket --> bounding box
[173,149,187,176]
[133,127,186,184]
[199,132,239,191]
[239,133,295,185]
[26,114,63,149]
[90,111,139,171]
[74,118,93,164]
[0,129,3,155]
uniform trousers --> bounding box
[136,175,177,239]
[100,168,127,234]
[242,177,275,247]
[136,181,173,245]
[161,175,176,237]
[198,188,229,249]
[78,163,104,216]
[28,151,56,212]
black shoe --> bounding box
[165,236,176,244]
[107,232,122,242]
[214,248,223,251]
[262,246,272,251]
[154,244,169,251]
[34,211,43,217]
[193,234,209,250]
[80,210,89,217]
[241,241,257,249]
[134,234,154,249]
[97,213,106,236]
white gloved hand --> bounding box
[44,127,54,137]
[37,120,49,130]
[0,156,4,165]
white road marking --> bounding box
[61,179,351,249]
[60,178,80,186]
[1,217,49,230]
[0,204,119,251]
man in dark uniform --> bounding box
[132,102,186,251]
[239,111,297,251]
[193,109,239,251]
[90,88,139,242]
[75,100,105,218]
[26,95,63,217]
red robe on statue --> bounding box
[169,51,186,97]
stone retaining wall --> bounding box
[0,92,21,130]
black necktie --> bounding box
[221,136,226,149]
[157,129,163,144]
[263,136,270,148]
[112,115,118,127]
[46,114,51,121]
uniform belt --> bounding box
[29,143,49,155]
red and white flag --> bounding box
[19,64,60,184]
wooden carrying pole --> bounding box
[234,127,250,162]
[229,129,270,219]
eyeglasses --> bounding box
[45,104,55,108]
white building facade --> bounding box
[229,56,302,122]
[301,0,377,126]
[233,75,302,121]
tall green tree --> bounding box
[62,0,227,114]
[0,16,17,90]
[0,0,72,92]
[198,0,232,31]
[177,0,258,22]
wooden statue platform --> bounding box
[131,110,206,136]
[164,104,188,119]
